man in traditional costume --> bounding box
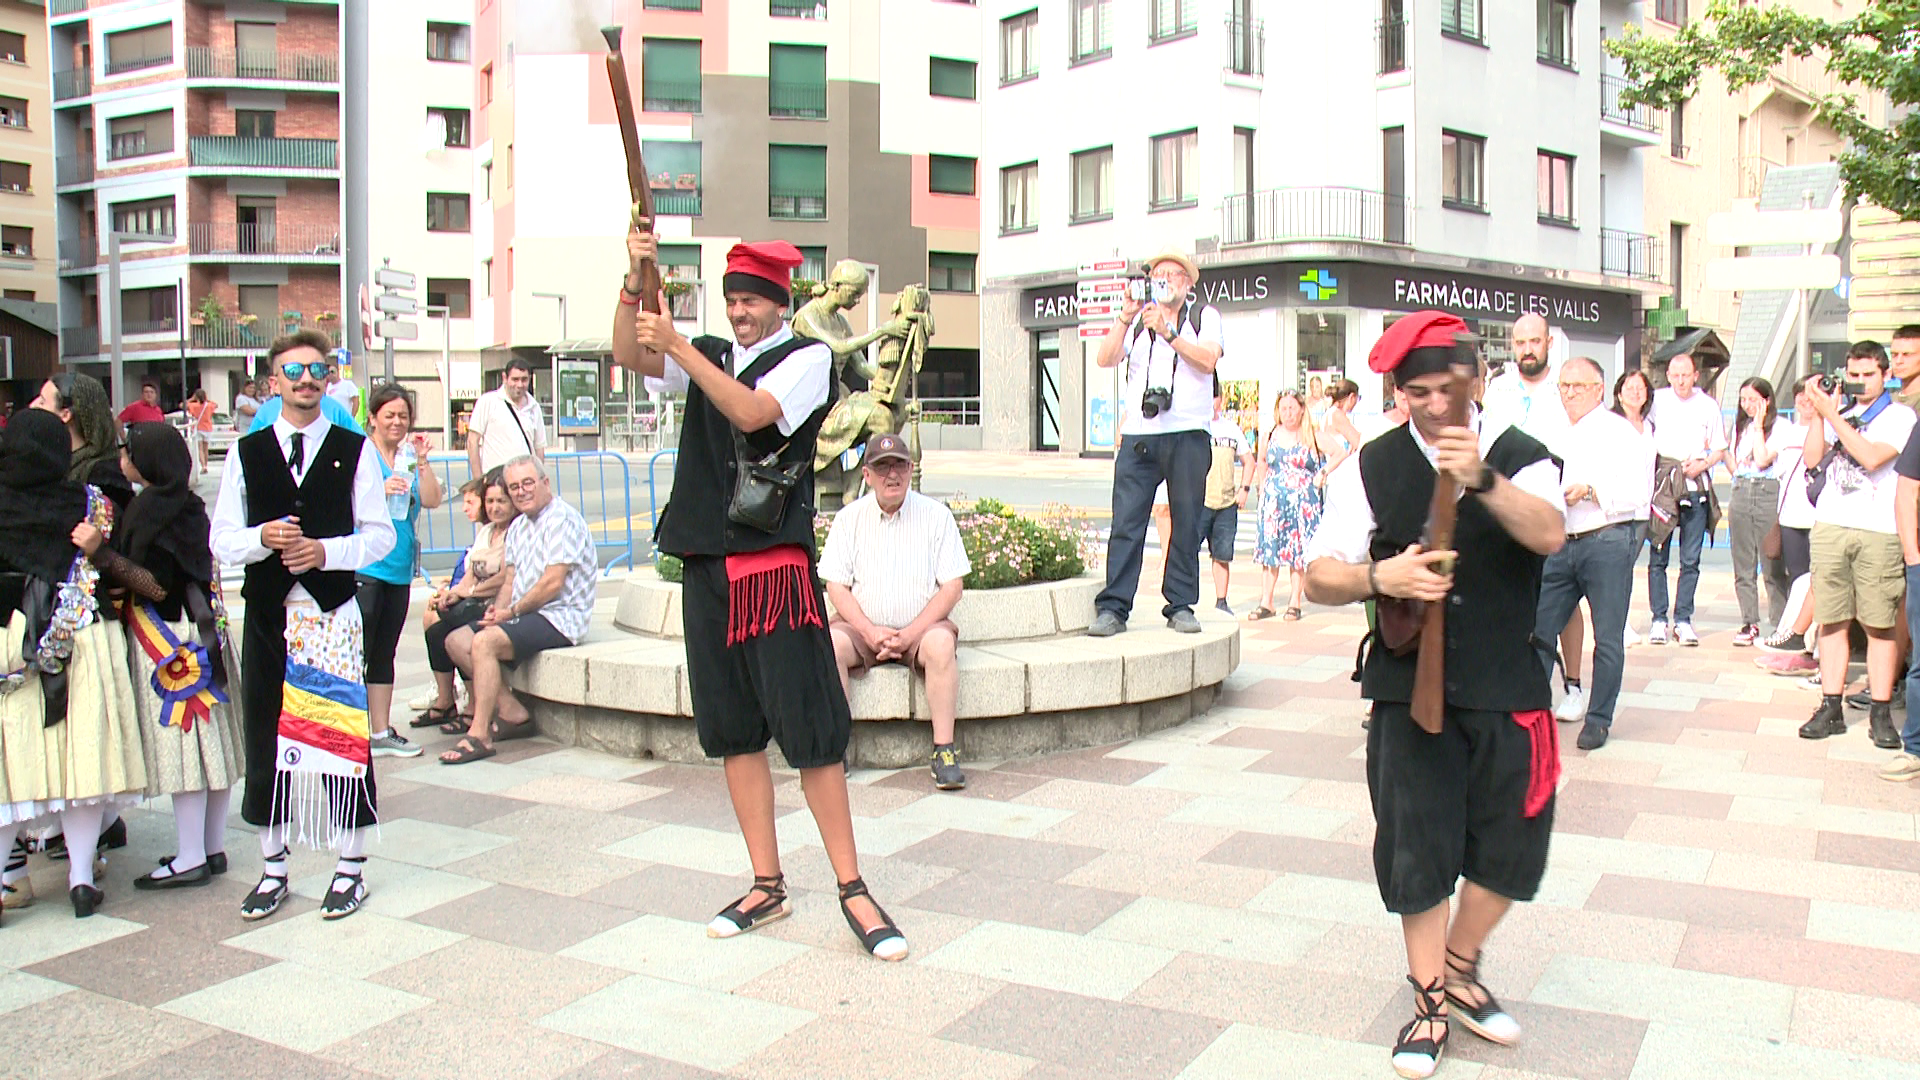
[211,330,394,922]
[613,231,908,962]
[1303,312,1566,1079]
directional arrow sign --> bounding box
[1702,254,1842,292]
[375,319,420,341]
[373,268,417,291]
[1077,301,1119,319]
[1077,324,1113,340]
[1078,258,1130,276]
[1706,207,1844,247]
[374,294,418,315]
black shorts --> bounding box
[355,577,412,685]
[681,554,851,769]
[496,611,573,667]
[1365,701,1556,914]
[1197,504,1238,563]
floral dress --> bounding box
[1255,436,1324,570]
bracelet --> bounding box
[616,290,641,307]
[1366,560,1380,596]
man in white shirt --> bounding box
[232,379,260,433]
[325,366,361,420]
[1800,341,1918,750]
[1200,381,1255,613]
[1480,314,1567,452]
[1645,353,1726,645]
[1088,247,1224,637]
[468,358,547,478]
[1531,359,1655,751]
[821,434,972,790]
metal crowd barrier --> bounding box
[646,449,678,561]
[415,450,638,582]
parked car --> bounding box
[170,411,239,457]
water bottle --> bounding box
[388,442,415,520]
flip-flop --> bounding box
[1247,607,1277,621]
[411,704,461,729]
[493,719,537,742]
[439,736,496,765]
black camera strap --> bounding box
[1129,301,1200,391]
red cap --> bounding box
[1367,310,1471,374]
[724,241,804,302]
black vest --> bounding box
[1358,424,1558,712]
[655,333,835,558]
[237,424,362,612]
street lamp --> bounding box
[106,229,179,412]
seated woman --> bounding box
[416,473,517,732]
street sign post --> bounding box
[374,294,419,316]
[374,258,417,381]
[1701,197,1844,379]
[376,319,420,340]
[373,267,417,291]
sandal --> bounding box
[1282,607,1303,621]
[438,736,496,765]
[1247,606,1276,621]
[1392,975,1450,1079]
[707,873,791,939]
[240,847,291,921]
[838,877,908,962]
[437,716,474,736]
[411,703,462,729]
[492,718,538,742]
[1445,947,1521,1045]
[320,856,368,920]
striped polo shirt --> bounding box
[819,490,971,629]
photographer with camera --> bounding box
[1800,341,1917,749]
[1087,248,1224,636]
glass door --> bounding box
[1034,330,1061,451]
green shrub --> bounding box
[655,553,683,582]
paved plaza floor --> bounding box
[6,571,1919,1079]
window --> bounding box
[1670,96,1688,158]
[426,192,471,232]
[1537,151,1574,224]
[642,139,703,215]
[1150,0,1197,43]
[1072,0,1111,64]
[929,251,976,293]
[105,23,172,75]
[0,161,27,194]
[483,162,492,200]
[1538,0,1575,67]
[768,144,827,219]
[771,0,828,16]
[642,39,702,112]
[797,245,827,282]
[0,225,30,258]
[660,244,701,319]
[929,154,976,196]
[647,0,703,9]
[111,196,175,238]
[107,110,174,160]
[0,31,23,64]
[235,196,274,252]
[0,96,25,129]
[238,284,278,327]
[1441,0,1481,41]
[1380,0,1407,73]
[1382,126,1407,243]
[234,109,275,138]
[429,107,471,148]
[122,285,178,331]
[1654,0,1686,25]
[1150,129,1197,209]
[1000,161,1038,233]
[1070,145,1112,222]
[1669,222,1686,297]
[769,44,827,119]
[233,22,276,76]
[930,57,976,100]
[1441,130,1485,210]
[3,290,32,301]
[427,278,472,318]
[481,64,494,104]
[427,22,471,63]
[483,258,493,298]
[1000,10,1038,85]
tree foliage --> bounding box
[1606,0,1920,220]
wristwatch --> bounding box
[1465,464,1496,493]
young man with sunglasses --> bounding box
[211,331,395,922]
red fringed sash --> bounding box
[1510,709,1560,818]
[724,545,822,645]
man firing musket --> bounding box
[1302,311,1567,1080]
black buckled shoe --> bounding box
[706,873,791,939]
[134,858,214,891]
[1799,698,1847,740]
[1391,975,1449,1079]
[1445,948,1521,1045]
[838,877,908,962]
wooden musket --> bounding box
[602,26,663,315]
[1408,341,1478,735]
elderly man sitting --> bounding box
[822,434,973,789]
[439,455,599,764]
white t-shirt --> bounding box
[1119,303,1224,437]
[642,325,831,439]
[1481,370,1568,454]
[1731,420,1800,480]
[1648,387,1727,463]
[1773,421,1815,529]
[1811,397,1919,534]
[469,387,549,474]
[327,378,361,416]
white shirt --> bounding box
[469,386,549,473]
[1560,406,1655,535]
[1305,412,1565,565]
[1119,304,1224,437]
[1772,421,1814,529]
[644,324,832,437]
[1480,370,1569,454]
[232,393,260,432]
[1649,387,1727,463]
[1731,420,1801,480]
[1811,396,1919,534]
[818,490,972,630]
[503,495,600,643]
[326,378,361,416]
[210,412,396,603]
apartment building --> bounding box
[472,0,982,444]
[0,1,56,306]
[49,0,342,412]
[980,0,1664,454]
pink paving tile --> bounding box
[996,744,1168,786]
[1357,996,1649,1080]
[1815,831,1920,876]
[1554,779,1734,825]
[1126,953,1402,1040]
[410,884,638,953]
[576,864,768,922]
[550,1050,729,1080]
[102,1030,388,1080]
[1623,813,1821,859]
[1200,831,1375,883]
[23,927,278,1008]
[615,785,750,831]
[892,831,1104,882]
[377,786,535,828]
[1207,727,1366,755]
[873,765,1051,801]
[904,868,1135,934]
[1676,925,1920,1004]
[1819,768,1920,813]
[938,983,1228,1080]
[1582,874,1810,937]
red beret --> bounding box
[1368,310,1471,374]
[723,241,804,303]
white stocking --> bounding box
[336,826,367,876]
[164,791,208,875]
[204,788,232,857]
[60,804,104,890]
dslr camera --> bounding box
[1126,276,1150,304]
[1140,386,1173,418]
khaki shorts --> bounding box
[830,616,958,672]
[1810,523,1906,630]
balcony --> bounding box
[185,46,340,84]
[651,189,702,217]
[642,79,702,113]
[1377,17,1407,75]
[56,154,94,187]
[188,136,338,171]
[1600,228,1663,282]
[1221,187,1411,247]
[105,53,173,78]
[60,326,99,357]
[770,0,825,17]
[1226,16,1263,78]
[188,222,341,258]
[58,240,97,273]
[193,320,341,352]
[769,83,826,119]
[49,0,86,15]
[52,69,90,102]
[123,318,180,338]
[1600,74,1662,141]
[769,190,826,220]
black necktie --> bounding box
[288,431,305,474]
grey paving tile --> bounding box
[317,1001,609,1080]
[22,927,277,1008]
[100,1030,388,1080]
[939,983,1227,1080]
[159,963,430,1054]
[411,883,637,953]
[3,987,215,1079]
[368,936,624,1020]
[537,973,813,1071]
[893,830,1105,881]
[906,867,1135,934]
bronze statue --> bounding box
[813,283,934,508]
[791,260,921,392]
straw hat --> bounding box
[1142,246,1199,280]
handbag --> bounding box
[727,429,805,533]
[442,595,491,625]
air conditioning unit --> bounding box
[1194,236,1219,255]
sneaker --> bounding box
[369,730,423,758]
[1870,705,1903,750]
[1757,651,1818,676]
[1554,685,1588,724]
[1732,624,1758,647]
[1878,752,1920,782]
[1802,674,1824,690]
[1576,721,1610,751]
[1648,620,1670,645]
[1799,699,1848,740]
[1846,688,1904,711]
[930,746,966,790]
[1673,622,1700,646]
[1758,628,1807,653]
[1214,598,1233,615]
[408,692,436,712]
[1086,611,1126,637]
[1623,624,1640,649]
[1167,610,1202,634]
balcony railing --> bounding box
[642,79,702,113]
[188,222,341,257]
[1377,17,1407,74]
[60,326,99,357]
[105,53,173,77]
[188,136,338,170]
[56,154,94,186]
[123,318,180,337]
[1227,16,1263,77]
[1221,186,1411,247]
[50,0,86,15]
[769,83,826,119]
[1600,228,1664,282]
[58,241,97,272]
[184,46,340,83]
[769,190,826,220]
[646,0,703,9]
[193,320,341,351]
[1601,74,1661,133]
[652,190,703,216]
[52,69,90,101]
[770,0,826,17]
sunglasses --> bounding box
[280,361,332,381]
